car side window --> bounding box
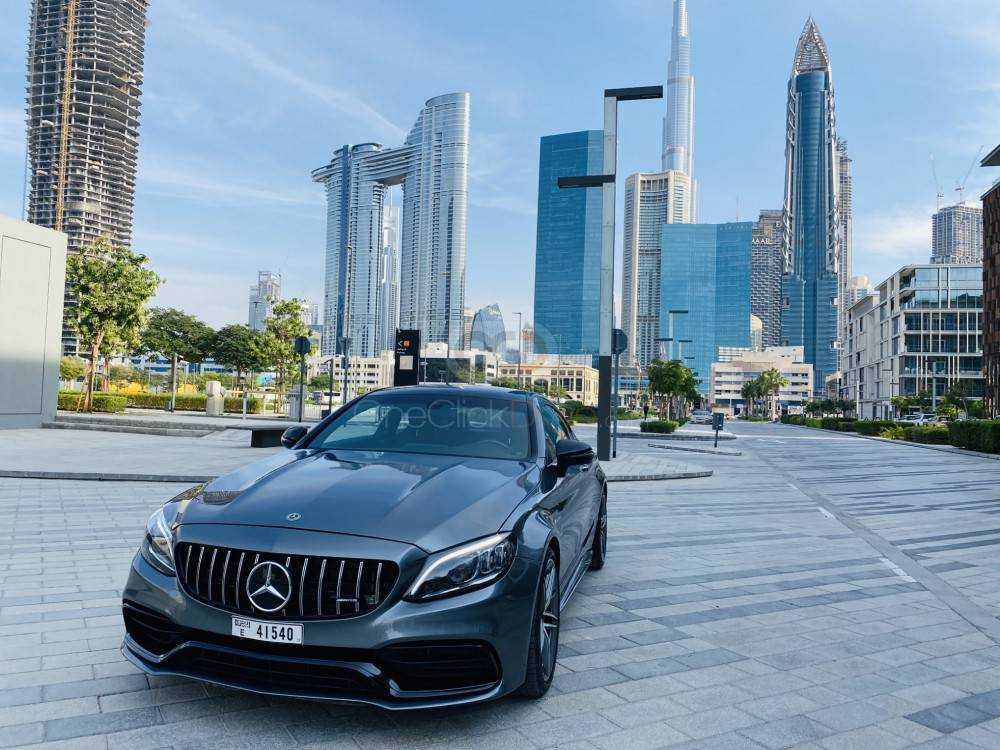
[538,401,569,460]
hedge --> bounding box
[124,393,262,414]
[854,420,901,436]
[905,425,951,445]
[949,420,1000,453]
[639,419,679,434]
[57,391,126,413]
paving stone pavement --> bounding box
[3,421,1000,748]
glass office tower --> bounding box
[312,93,470,357]
[533,131,604,356]
[661,222,753,393]
[780,19,841,387]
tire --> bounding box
[589,496,607,571]
[517,548,560,698]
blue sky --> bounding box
[0,0,998,329]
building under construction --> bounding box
[24,0,149,353]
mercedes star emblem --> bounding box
[286,513,301,521]
[245,561,293,613]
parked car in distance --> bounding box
[898,413,941,426]
[121,385,608,709]
[690,409,713,425]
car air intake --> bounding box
[174,542,398,620]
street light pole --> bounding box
[557,85,663,462]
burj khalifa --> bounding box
[661,0,696,219]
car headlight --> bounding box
[406,534,515,601]
[140,506,177,576]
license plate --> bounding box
[231,616,303,644]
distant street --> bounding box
[5,421,1000,747]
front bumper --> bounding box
[121,529,539,710]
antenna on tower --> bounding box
[930,154,944,210]
[955,146,985,205]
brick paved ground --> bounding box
[3,421,1000,748]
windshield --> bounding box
[308,391,533,461]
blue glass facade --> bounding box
[533,131,604,355]
[781,41,840,386]
[661,222,753,393]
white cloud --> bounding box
[158,0,404,140]
[854,205,932,279]
[138,161,323,209]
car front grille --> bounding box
[123,601,501,700]
[174,542,398,620]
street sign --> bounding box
[613,328,628,355]
[294,336,311,356]
[394,329,420,386]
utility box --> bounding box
[0,215,66,429]
[205,380,225,417]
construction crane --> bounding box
[930,154,944,210]
[955,145,985,205]
[54,0,79,232]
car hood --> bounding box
[173,449,538,553]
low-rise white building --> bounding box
[841,264,983,419]
[709,346,813,415]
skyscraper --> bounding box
[470,304,507,354]
[620,0,698,369]
[25,0,149,353]
[621,171,693,367]
[837,138,854,330]
[248,271,281,332]
[661,222,753,393]
[533,131,604,356]
[312,93,470,358]
[780,18,842,387]
[751,209,783,349]
[662,0,695,190]
[932,203,984,265]
[379,202,400,353]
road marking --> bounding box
[817,507,835,519]
[881,557,916,582]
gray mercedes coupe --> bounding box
[121,385,608,709]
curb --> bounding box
[615,431,736,442]
[605,469,713,482]
[647,442,742,456]
[0,470,212,483]
[43,422,214,438]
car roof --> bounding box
[368,383,534,401]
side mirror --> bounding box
[555,438,594,475]
[280,425,309,449]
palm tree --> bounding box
[757,368,789,420]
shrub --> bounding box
[906,425,951,445]
[57,391,126,413]
[123,393,261,414]
[780,415,806,425]
[640,419,679,434]
[949,420,1000,453]
[854,420,899,436]
[879,426,907,440]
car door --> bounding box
[558,410,601,557]
[537,400,589,587]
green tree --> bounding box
[890,395,912,419]
[60,357,87,382]
[741,379,764,416]
[141,308,215,409]
[64,238,160,410]
[491,376,520,389]
[648,359,697,419]
[212,324,267,390]
[757,369,789,419]
[261,299,308,399]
